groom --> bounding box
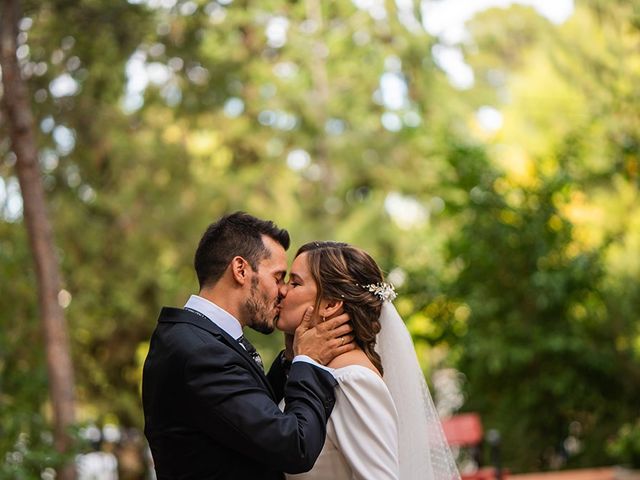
[142,212,354,479]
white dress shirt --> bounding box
[184,295,243,340]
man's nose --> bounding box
[279,283,288,298]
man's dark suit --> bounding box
[142,307,337,480]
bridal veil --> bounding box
[376,301,461,480]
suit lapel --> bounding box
[158,307,276,398]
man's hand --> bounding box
[293,307,355,365]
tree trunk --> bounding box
[0,1,77,479]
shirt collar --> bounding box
[184,294,243,340]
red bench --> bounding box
[442,413,508,480]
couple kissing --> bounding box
[142,212,459,480]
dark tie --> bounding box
[237,335,264,371]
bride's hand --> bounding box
[293,306,355,365]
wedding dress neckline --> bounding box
[331,363,384,380]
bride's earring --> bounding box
[321,315,326,322]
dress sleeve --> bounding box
[330,367,400,480]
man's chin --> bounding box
[250,319,275,335]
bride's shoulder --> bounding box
[327,349,381,377]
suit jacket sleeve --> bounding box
[184,341,337,474]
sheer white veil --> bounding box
[375,301,460,480]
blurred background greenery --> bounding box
[1,0,639,476]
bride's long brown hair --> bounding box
[295,241,385,375]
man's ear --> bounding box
[230,256,250,286]
[320,299,343,319]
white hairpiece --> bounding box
[360,282,397,303]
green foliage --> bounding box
[1,412,70,479]
[439,1,640,471]
[2,0,640,474]
[608,419,640,469]
[442,148,629,470]
[2,0,454,436]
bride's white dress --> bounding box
[284,364,399,480]
[283,303,460,480]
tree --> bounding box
[0,0,75,478]
[441,140,639,470]
[1,0,460,444]
[431,2,640,470]
[5,0,638,475]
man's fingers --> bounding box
[320,312,350,331]
[331,324,353,338]
[335,341,356,355]
[334,334,354,347]
[298,306,315,330]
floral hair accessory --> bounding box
[360,282,397,303]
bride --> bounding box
[276,241,460,480]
